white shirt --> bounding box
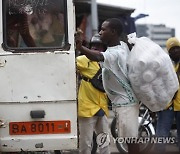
[101,41,138,107]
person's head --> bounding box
[166,37,180,63]
[99,18,123,46]
[89,34,107,52]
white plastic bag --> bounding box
[127,33,179,112]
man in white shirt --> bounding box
[75,18,139,154]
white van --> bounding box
[0,0,77,152]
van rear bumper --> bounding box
[0,135,78,152]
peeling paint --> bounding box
[0,120,7,128]
[2,144,8,147]
[11,138,21,142]
[0,59,6,67]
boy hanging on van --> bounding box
[76,33,110,154]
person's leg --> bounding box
[79,116,97,154]
[154,109,174,154]
[116,104,139,154]
[175,111,180,152]
[95,115,111,154]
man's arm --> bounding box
[75,32,104,62]
[77,45,104,62]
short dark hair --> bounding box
[105,18,123,36]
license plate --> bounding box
[9,120,71,135]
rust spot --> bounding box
[2,144,8,147]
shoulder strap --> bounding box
[92,67,102,80]
[81,62,101,81]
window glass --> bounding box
[4,0,67,50]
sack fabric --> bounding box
[127,33,179,112]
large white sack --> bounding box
[127,33,179,112]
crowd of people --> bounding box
[75,18,180,154]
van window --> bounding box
[3,0,67,51]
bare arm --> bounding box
[75,31,104,62]
[19,14,36,47]
[77,45,104,62]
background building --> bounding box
[136,24,175,49]
[74,0,136,42]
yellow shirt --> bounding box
[173,64,180,111]
[76,55,109,117]
[166,63,180,111]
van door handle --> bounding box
[30,110,45,119]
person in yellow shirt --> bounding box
[155,37,180,153]
[76,34,110,154]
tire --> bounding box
[111,117,154,154]
[111,117,118,139]
[138,125,154,153]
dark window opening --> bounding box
[3,0,68,52]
